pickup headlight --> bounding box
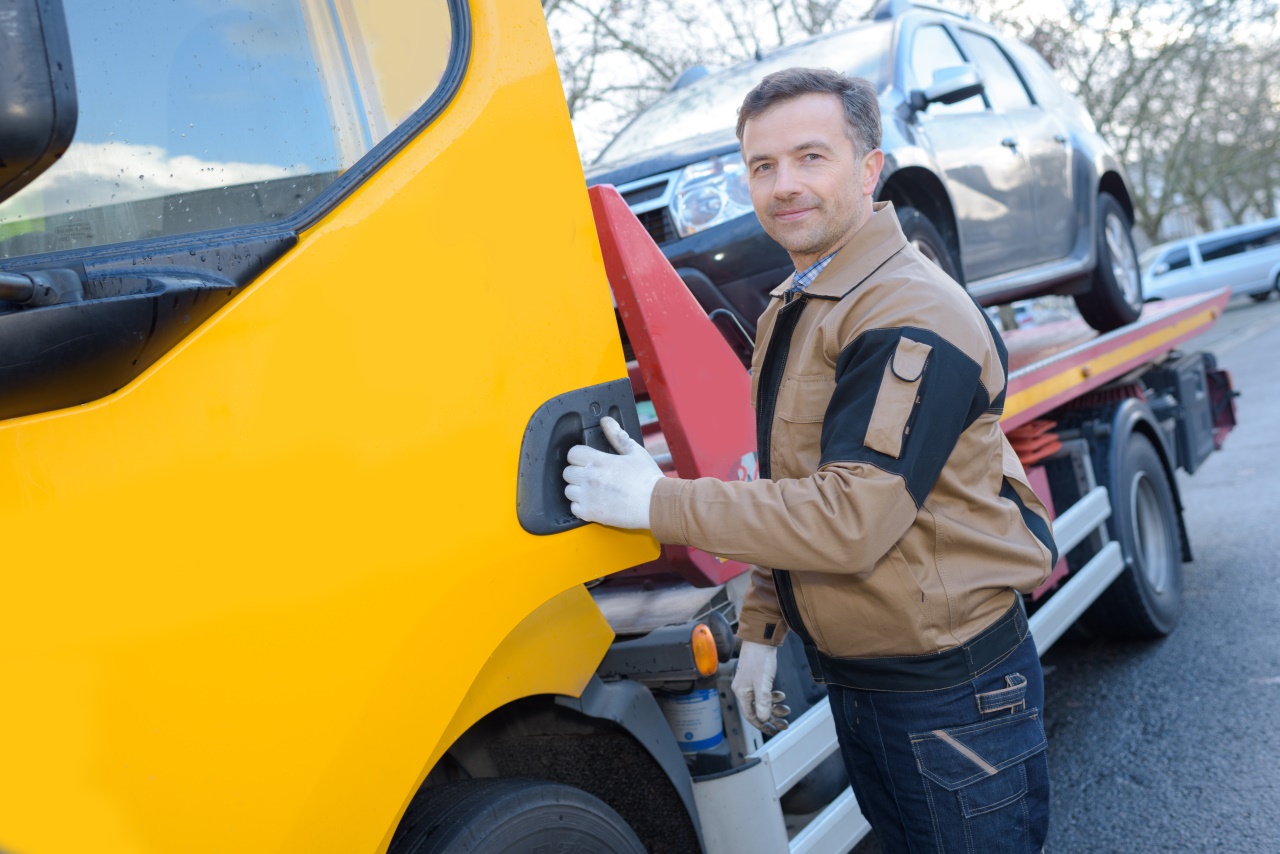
[670,155,754,238]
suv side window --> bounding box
[1200,231,1258,263]
[0,0,456,260]
[910,25,984,115]
[956,31,1033,112]
[1157,246,1192,275]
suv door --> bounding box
[906,23,1034,282]
[0,2,655,852]
[955,27,1075,266]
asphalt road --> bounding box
[852,293,1280,853]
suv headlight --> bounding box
[670,155,754,238]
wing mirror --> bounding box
[1153,262,1170,276]
[0,0,78,205]
[909,64,984,113]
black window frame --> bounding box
[0,0,472,274]
[954,27,1037,112]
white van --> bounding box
[1141,218,1280,302]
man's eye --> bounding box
[804,153,822,161]
[754,163,772,174]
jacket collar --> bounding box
[768,201,907,300]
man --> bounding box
[564,68,1056,852]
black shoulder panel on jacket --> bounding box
[820,327,988,507]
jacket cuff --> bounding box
[737,607,789,647]
[649,476,691,545]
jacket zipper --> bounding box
[755,292,815,646]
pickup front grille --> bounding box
[636,208,677,245]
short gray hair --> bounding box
[736,67,881,155]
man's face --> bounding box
[741,92,882,268]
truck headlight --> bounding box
[670,155,754,238]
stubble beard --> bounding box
[765,191,865,261]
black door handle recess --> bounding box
[516,377,644,535]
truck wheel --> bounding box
[1074,193,1143,332]
[1083,433,1182,638]
[897,206,961,283]
[388,778,646,854]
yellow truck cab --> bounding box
[0,1,1238,852]
[0,0,670,851]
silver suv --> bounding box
[586,0,1143,333]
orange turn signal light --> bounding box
[692,623,718,678]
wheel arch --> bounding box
[1098,170,1135,225]
[384,585,704,853]
[879,164,964,284]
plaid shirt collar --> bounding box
[788,250,839,294]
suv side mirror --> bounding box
[0,0,78,205]
[908,64,984,113]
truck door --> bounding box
[907,23,1036,283]
[0,1,656,852]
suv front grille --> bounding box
[636,208,677,245]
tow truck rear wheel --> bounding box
[1075,193,1143,332]
[387,778,645,854]
[1083,433,1183,638]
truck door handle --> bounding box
[1054,133,1069,145]
[516,378,644,535]
[1001,137,1019,150]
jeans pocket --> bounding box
[911,709,1048,852]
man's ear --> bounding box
[861,149,885,196]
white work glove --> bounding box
[731,641,791,735]
[563,416,663,530]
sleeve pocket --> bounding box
[865,337,932,459]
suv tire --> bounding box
[896,206,960,283]
[1075,193,1143,332]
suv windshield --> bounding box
[597,22,893,165]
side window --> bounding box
[910,25,984,116]
[1157,247,1192,275]
[0,0,455,260]
[1248,223,1280,248]
[1199,232,1256,263]
[956,31,1033,112]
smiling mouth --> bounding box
[775,208,814,222]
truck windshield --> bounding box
[596,23,893,166]
[0,0,453,260]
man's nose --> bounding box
[772,162,803,198]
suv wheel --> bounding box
[896,206,960,283]
[1075,193,1143,332]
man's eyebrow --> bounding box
[792,140,833,153]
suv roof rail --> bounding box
[866,0,971,22]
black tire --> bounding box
[897,206,961,283]
[1082,433,1182,638]
[1249,291,1271,302]
[1074,193,1143,332]
[388,778,646,854]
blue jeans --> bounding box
[827,631,1049,853]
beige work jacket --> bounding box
[649,202,1055,672]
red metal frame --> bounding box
[590,185,756,586]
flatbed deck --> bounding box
[1002,291,1229,431]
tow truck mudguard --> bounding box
[556,676,706,852]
